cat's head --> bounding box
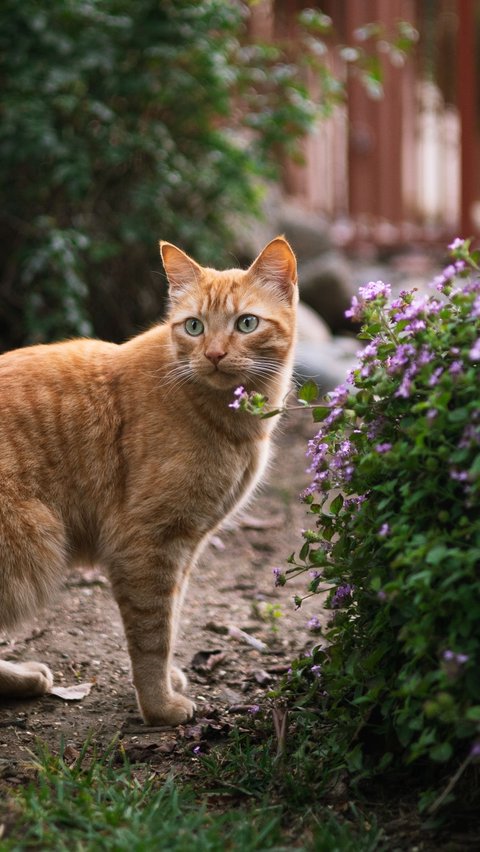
[160,237,297,390]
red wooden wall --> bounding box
[248,0,479,243]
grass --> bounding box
[0,739,384,851]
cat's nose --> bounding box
[205,349,226,367]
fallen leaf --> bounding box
[227,626,268,652]
[191,649,227,673]
[252,669,273,686]
[157,741,177,754]
[49,682,94,701]
[266,663,290,674]
[63,744,80,764]
[228,704,261,714]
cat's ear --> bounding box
[249,237,297,302]
[160,241,202,293]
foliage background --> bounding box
[0,0,315,350]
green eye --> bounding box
[185,317,204,336]
[236,315,259,334]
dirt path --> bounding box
[0,413,322,783]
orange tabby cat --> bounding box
[0,237,297,725]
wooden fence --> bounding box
[249,0,478,244]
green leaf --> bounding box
[465,706,480,722]
[312,406,329,421]
[430,742,453,763]
[426,545,449,565]
[330,494,344,515]
[297,380,318,403]
[299,541,310,561]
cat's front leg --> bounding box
[109,550,195,726]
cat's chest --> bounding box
[129,425,271,533]
[176,433,269,517]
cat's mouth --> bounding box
[202,367,243,389]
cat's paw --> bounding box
[170,665,188,693]
[142,693,195,727]
[19,662,54,695]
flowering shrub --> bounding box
[283,239,480,792]
[234,239,480,801]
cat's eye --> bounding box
[185,318,204,336]
[236,315,259,334]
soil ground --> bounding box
[0,412,321,783]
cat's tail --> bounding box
[0,496,67,630]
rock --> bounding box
[294,336,359,394]
[298,251,356,332]
[296,300,331,346]
[275,199,332,260]
[231,190,332,265]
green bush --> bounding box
[275,239,480,803]
[0,0,317,349]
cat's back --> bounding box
[0,338,120,496]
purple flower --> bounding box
[450,469,468,482]
[377,590,387,601]
[442,264,457,281]
[345,295,362,321]
[366,418,386,440]
[229,386,246,409]
[469,339,480,361]
[417,346,434,366]
[395,376,413,398]
[344,494,368,511]
[310,664,322,678]
[272,567,284,587]
[427,409,437,422]
[362,340,381,359]
[443,650,469,664]
[470,741,480,760]
[193,745,202,755]
[331,584,353,608]
[428,367,444,387]
[308,616,321,632]
[375,443,392,454]
[386,343,415,374]
[448,237,465,251]
[248,704,260,714]
[324,407,343,428]
[405,319,426,333]
[459,424,480,448]
[449,361,463,376]
[359,280,391,302]
[432,274,447,291]
[470,296,480,319]
[443,650,470,679]
[345,281,391,321]
[379,523,391,537]
[327,384,349,409]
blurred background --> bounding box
[0,0,477,385]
